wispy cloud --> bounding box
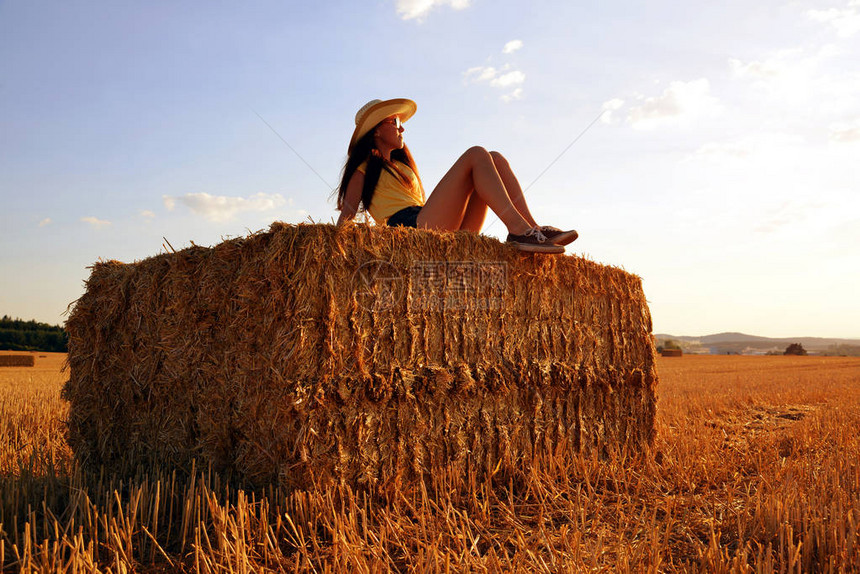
[395,0,470,21]
[464,66,498,83]
[464,65,526,102]
[626,79,720,130]
[490,70,525,88]
[140,210,156,219]
[728,57,782,80]
[500,88,523,103]
[81,216,111,229]
[755,201,823,234]
[600,98,625,124]
[728,45,856,114]
[688,133,804,163]
[829,121,860,143]
[462,40,527,103]
[692,141,751,160]
[38,218,52,228]
[163,192,287,222]
[503,39,523,54]
[464,66,526,88]
[808,0,860,37]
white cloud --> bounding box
[829,121,860,142]
[728,57,781,79]
[81,216,111,228]
[692,141,751,160]
[490,70,525,88]
[817,43,843,58]
[463,65,525,102]
[808,0,860,37]
[38,218,52,227]
[396,0,470,21]
[600,98,625,124]
[755,201,824,234]
[626,79,720,130]
[689,133,804,163]
[464,66,498,83]
[162,192,287,222]
[140,210,156,219]
[728,52,809,107]
[728,46,858,115]
[500,88,523,103]
[464,39,527,103]
[503,40,523,54]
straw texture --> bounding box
[64,223,657,488]
[0,354,35,367]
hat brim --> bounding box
[349,98,417,152]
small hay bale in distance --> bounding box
[64,223,658,488]
[0,354,36,367]
[661,349,683,357]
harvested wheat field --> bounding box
[2,352,860,571]
[64,223,656,489]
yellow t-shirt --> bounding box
[357,160,425,225]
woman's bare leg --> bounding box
[459,192,488,232]
[489,151,538,228]
[417,146,531,234]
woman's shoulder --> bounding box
[356,160,368,174]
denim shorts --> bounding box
[386,205,422,228]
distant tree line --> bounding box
[784,343,807,356]
[656,339,682,353]
[827,345,860,357]
[0,315,68,352]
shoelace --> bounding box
[524,227,548,243]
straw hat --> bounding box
[349,98,417,152]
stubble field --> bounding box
[1,351,859,572]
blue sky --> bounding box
[1,0,859,338]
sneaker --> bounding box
[506,227,565,254]
[539,226,578,246]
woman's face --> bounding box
[375,115,405,150]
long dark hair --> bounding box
[336,127,423,214]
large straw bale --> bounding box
[0,354,36,367]
[64,223,657,488]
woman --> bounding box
[335,98,578,254]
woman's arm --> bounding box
[336,170,365,226]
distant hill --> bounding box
[696,332,774,344]
[654,332,860,356]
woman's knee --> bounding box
[463,145,491,163]
[489,150,508,168]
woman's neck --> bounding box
[377,146,394,162]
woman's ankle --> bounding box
[508,223,534,236]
